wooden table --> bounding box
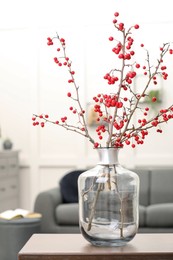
[18,233,173,260]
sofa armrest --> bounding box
[34,187,63,233]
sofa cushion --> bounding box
[134,169,150,206]
[150,169,173,204]
[139,205,146,227]
[55,203,79,225]
[55,203,147,227]
[59,170,85,203]
[146,203,173,227]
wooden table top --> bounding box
[18,233,173,260]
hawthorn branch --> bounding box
[118,43,171,143]
[55,33,95,145]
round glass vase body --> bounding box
[78,148,139,247]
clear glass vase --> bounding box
[78,148,139,247]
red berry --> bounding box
[161,66,166,70]
[134,24,139,29]
[68,79,74,83]
[109,36,114,41]
[119,23,124,31]
[94,142,99,148]
[54,57,58,63]
[114,12,119,17]
[60,38,65,43]
[152,97,157,102]
[118,53,124,59]
[67,92,71,97]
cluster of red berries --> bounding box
[93,94,124,114]
[47,37,66,46]
[47,37,53,46]
[104,73,119,85]
[113,120,124,131]
[124,130,148,148]
[53,56,71,69]
[108,12,173,88]
[109,12,139,63]
[32,114,49,127]
[104,69,137,87]
[125,70,137,84]
[96,125,106,140]
[110,37,135,60]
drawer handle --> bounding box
[11,185,17,189]
[10,164,17,168]
[0,187,6,192]
[0,165,5,169]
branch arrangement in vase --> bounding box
[32,11,173,149]
[32,12,173,245]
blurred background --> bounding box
[0,0,173,210]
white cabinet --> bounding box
[0,151,19,212]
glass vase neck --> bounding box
[97,148,119,165]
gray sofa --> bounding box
[34,168,173,233]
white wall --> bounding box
[0,0,173,210]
